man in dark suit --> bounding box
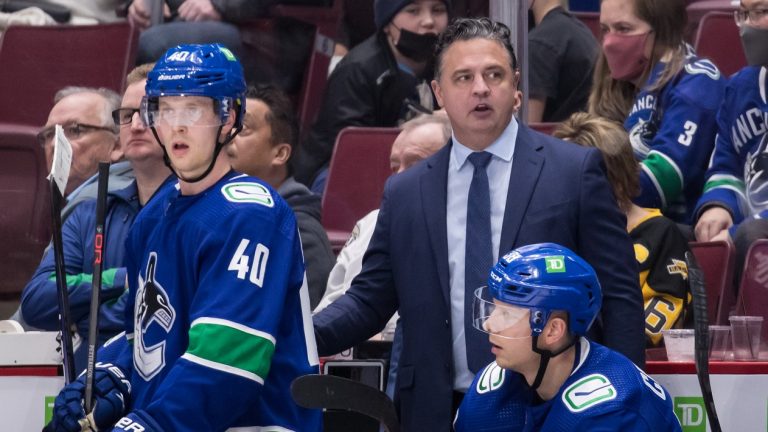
[313,17,644,431]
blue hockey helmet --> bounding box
[143,43,246,129]
[486,243,602,337]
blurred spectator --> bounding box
[37,86,122,196]
[556,112,691,347]
[588,0,726,224]
[227,84,334,308]
[694,0,768,281]
[21,64,173,373]
[528,0,598,122]
[569,0,598,11]
[292,0,450,194]
[127,0,322,94]
[40,0,121,23]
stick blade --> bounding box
[291,374,400,432]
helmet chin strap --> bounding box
[150,123,242,184]
[529,334,577,391]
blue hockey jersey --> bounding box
[694,66,768,227]
[112,171,321,431]
[454,338,681,431]
[626,50,726,223]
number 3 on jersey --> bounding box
[228,239,269,287]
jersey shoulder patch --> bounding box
[561,373,617,413]
[221,181,274,207]
[475,362,506,394]
[684,58,721,81]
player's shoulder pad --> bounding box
[475,361,506,394]
[220,177,275,208]
[561,373,618,413]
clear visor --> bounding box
[473,286,531,340]
[141,96,227,128]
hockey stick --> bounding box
[50,179,76,384]
[685,251,722,432]
[291,374,400,432]
[84,162,110,414]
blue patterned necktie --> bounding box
[465,151,494,372]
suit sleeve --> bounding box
[579,150,646,366]
[313,180,399,356]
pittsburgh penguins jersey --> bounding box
[454,338,681,432]
[629,209,691,346]
[626,49,726,223]
[694,66,768,224]
[119,171,321,431]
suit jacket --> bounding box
[313,124,644,431]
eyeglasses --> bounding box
[36,122,116,147]
[734,8,768,26]
[112,108,142,125]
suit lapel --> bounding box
[421,144,451,309]
[499,125,545,253]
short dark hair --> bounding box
[433,17,518,79]
[244,84,298,150]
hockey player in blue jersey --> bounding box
[693,0,768,277]
[49,43,321,432]
[589,0,726,223]
[454,243,681,431]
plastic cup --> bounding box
[663,329,695,362]
[729,316,763,361]
[708,325,730,361]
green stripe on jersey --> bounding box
[186,320,275,380]
[703,174,745,194]
[642,151,684,203]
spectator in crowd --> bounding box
[37,86,122,196]
[454,243,681,432]
[555,112,691,347]
[227,84,334,309]
[313,18,643,431]
[126,0,320,94]
[292,0,450,194]
[528,0,598,123]
[693,0,768,282]
[588,0,726,224]
[21,64,173,373]
[39,0,121,23]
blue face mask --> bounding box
[740,25,768,66]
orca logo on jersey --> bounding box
[746,134,768,213]
[134,252,176,381]
[476,362,505,394]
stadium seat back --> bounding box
[693,11,746,77]
[690,241,736,325]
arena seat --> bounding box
[686,1,737,43]
[0,22,138,127]
[0,123,51,300]
[735,239,768,343]
[572,11,600,40]
[689,241,736,325]
[693,11,747,77]
[321,127,399,252]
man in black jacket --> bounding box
[227,84,334,308]
[292,0,450,193]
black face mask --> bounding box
[395,29,438,62]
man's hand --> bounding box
[51,363,131,432]
[710,229,732,244]
[695,206,733,242]
[128,0,172,30]
[178,0,222,22]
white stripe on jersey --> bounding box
[182,352,265,384]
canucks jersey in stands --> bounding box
[626,49,726,223]
[115,171,320,431]
[454,338,681,431]
[694,66,768,229]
